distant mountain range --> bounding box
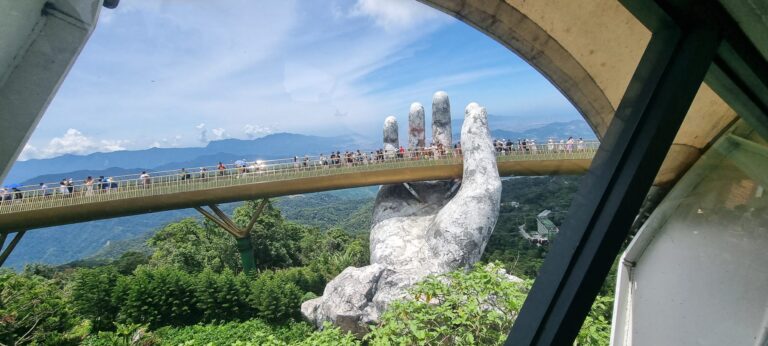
[1,119,596,269]
[489,120,596,141]
[455,117,595,142]
[6,133,373,184]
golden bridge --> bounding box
[0,144,597,232]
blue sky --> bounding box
[20,0,581,160]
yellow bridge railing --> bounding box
[0,142,598,215]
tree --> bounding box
[0,270,79,345]
[112,251,149,275]
[70,266,122,331]
[147,218,241,273]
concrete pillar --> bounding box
[0,0,102,181]
[432,91,452,147]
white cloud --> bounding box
[196,123,207,143]
[350,0,439,30]
[100,139,129,152]
[243,124,273,139]
[23,0,576,155]
[211,128,228,140]
[19,129,128,160]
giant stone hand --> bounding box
[301,92,502,335]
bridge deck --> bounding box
[0,146,596,231]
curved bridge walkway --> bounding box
[0,143,597,232]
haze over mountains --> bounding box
[2,119,595,270]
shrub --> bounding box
[366,263,530,345]
[270,267,326,295]
[194,269,252,323]
[153,319,314,345]
[296,323,360,346]
[114,267,198,328]
[249,273,304,323]
[575,295,613,345]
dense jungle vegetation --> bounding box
[0,177,614,345]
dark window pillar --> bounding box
[505,16,722,346]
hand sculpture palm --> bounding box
[302,92,502,334]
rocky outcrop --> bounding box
[301,95,501,335]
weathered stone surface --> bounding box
[408,102,425,149]
[383,116,399,157]
[432,91,452,147]
[301,98,501,334]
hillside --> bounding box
[1,188,377,270]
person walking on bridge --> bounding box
[140,171,151,188]
[84,176,94,196]
[38,182,49,197]
[217,162,226,176]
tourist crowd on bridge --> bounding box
[0,137,591,203]
[493,137,585,154]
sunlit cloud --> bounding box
[349,0,442,30]
[19,129,129,160]
[243,124,273,139]
[211,128,228,140]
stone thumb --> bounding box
[424,102,502,273]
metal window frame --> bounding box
[506,1,725,344]
[506,0,768,344]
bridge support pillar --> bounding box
[0,231,26,267]
[194,199,269,274]
[235,237,256,273]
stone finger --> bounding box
[408,102,425,149]
[383,116,399,156]
[431,91,451,147]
